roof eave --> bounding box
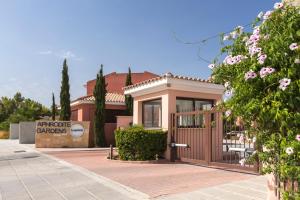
[124,77,225,97]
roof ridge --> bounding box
[123,72,212,90]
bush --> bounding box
[115,126,167,161]
[0,122,9,131]
[0,131,9,139]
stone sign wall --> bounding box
[35,121,90,148]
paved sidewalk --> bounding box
[0,140,148,200]
[157,175,268,200]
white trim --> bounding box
[124,77,224,97]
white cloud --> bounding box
[38,50,52,55]
[37,49,83,61]
[60,50,76,59]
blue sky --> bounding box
[0,0,277,106]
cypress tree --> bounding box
[59,59,71,120]
[93,64,107,147]
[51,93,56,121]
[125,67,133,115]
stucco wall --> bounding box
[9,123,19,139]
[116,116,133,129]
[132,89,222,130]
[19,122,36,144]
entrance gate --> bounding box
[170,110,259,173]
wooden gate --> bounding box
[170,110,259,173]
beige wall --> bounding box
[132,89,222,131]
[133,90,170,130]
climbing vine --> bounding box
[211,2,300,199]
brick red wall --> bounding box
[86,71,158,96]
[71,103,127,147]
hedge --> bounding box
[115,126,167,161]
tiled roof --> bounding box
[74,93,125,104]
[123,72,212,90]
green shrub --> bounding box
[0,122,9,131]
[115,126,167,161]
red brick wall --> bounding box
[86,71,158,96]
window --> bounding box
[142,99,162,128]
[176,98,213,127]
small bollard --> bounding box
[155,154,159,161]
[110,144,113,160]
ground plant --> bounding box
[115,126,167,161]
[210,2,300,199]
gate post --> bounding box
[169,113,176,162]
[205,111,212,164]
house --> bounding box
[71,71,159,146]
[124,72,225,161]
[124,72,224,130]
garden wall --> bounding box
[19,122,36,144]
[9,123,19,139]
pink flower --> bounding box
[223,35,230,41]
[296,134,300,142]
[289,43,298,51]
[225,90,231,96]
[239,158,246,166]
[274,2,284,9]
[295,58,300,64]
[279,78,291,91]
[258,54,267,64]
[236,26,244,34]
[260,67,275,78]
[239,134,245,143]
[257,12,264,19]
[253,27,260,35]
[248,45,261,57]
[230,31,238,39]
[263,11,273,20]
[208,64,215,69]
[225,110,231,117]
[267,68,275,73]
[224,82,230,88]
[223,55,246,65]
[245,70,257,80]
[286,147,293,155]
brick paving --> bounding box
[45,149,268,199]
[0,140,268,200]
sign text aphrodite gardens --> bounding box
[35,121,89,148]
[36,121,71,134]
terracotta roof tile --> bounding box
[123,72,212,90]
[74,93,125,104]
